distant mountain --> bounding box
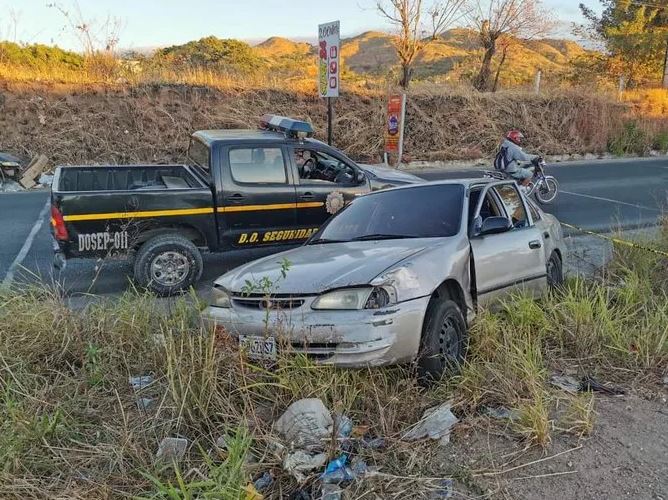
[253,28,589,86]
[255,37,314,58]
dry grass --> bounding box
[0,80,635,166]
[1,222,666,497]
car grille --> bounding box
[231,293,307,310]
[289,341,339,361]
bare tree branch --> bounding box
[376,0,467,88]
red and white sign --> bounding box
[385,93,406,154]
[318,21,340,98]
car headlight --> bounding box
[211,285,231,308]
[311,287,394,310]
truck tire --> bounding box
[133,234,203,296]
[417,297,467,384]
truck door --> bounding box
[217,144,298,249]
[469,182,547,307]
[287,145,367,228]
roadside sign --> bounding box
[384,93,406,164]
[318,21,340,98]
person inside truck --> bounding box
[293,148,355,185]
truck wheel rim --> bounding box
[150,251,190,287]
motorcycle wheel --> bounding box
[534,177,559,205]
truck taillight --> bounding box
[50,205,69,241]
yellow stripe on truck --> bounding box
[62,202,325,222]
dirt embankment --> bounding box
[0,81,627,165]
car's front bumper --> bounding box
[201,295,431,367]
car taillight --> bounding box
[50,205,69,241]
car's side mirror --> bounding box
[478,216,512,236]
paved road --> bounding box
[1,158,666,297]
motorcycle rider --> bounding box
[494,130,540,187]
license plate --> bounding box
[239,335,277,360]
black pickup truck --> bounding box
[51,115,421,295]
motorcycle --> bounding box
[484,157,559,205]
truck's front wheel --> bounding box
[134,234,203,296]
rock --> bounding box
[402,402,458,446]
[156,437,188,462]
[662,376,668,386]
[275,398,333,451]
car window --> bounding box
[312,184,464,242]
[229,147,287,184]
[469,188,503,224]
[527,199,542,222]
[494,184,528,229]
[294,148,358,186]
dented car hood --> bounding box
[216,239,438,295]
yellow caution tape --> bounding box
[561,222,668,258]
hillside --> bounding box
[256,29,589,86]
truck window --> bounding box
[229,147,287,184]
[188,139,210,172]
[294,148,358,185]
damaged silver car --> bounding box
[201,179,565,379]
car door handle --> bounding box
[529,240,542,249]
[300,192,315,200]
[226,193,246,202]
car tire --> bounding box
[417,297,468,383]
[133,234,203,296]
[546,251,564,289]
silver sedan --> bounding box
[202,179,565,379]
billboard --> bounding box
[318,21,340,98]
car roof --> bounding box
[193,129,328,147]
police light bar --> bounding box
[259,114,313,139]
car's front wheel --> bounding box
[417,297,467,383]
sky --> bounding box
[1,0,602,51]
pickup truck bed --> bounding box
[57,164,207,192]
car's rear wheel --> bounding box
[417,297,467,383]
[134,234,202,296]
[546,251,564,289]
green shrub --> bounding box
[608,121,647,155]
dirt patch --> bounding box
[446,393,667,499]
[0,81,625,165]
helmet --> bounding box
[506,129,524,145]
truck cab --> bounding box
[51,115,421,295]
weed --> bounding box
[559,393,596,438]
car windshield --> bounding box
[310,184,464,243]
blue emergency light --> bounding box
[259,114,313,138]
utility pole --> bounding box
[662,37,668,88]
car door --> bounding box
[287,145,368,228]
[469,182,548,307]
[217,144,298,249]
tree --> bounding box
[468,0,551,91]
[580,1,668,87]
[376,0,467,88]
[155,37,264,73]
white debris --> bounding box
[156,437,188,462]
[402,402,458,446]
[38,173,54,186]
[283,450,328,483]
[129,375,153,391]
[550,374,580,393]
[275,398,333,451]
[0,180,24,192]
[136,397,154,411]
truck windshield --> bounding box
[188,139,210,172]
[310,184,464,243]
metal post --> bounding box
[327,97,333,145]
[396,93,407,167]
[534,70,542,94]
[662,38,668,88]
